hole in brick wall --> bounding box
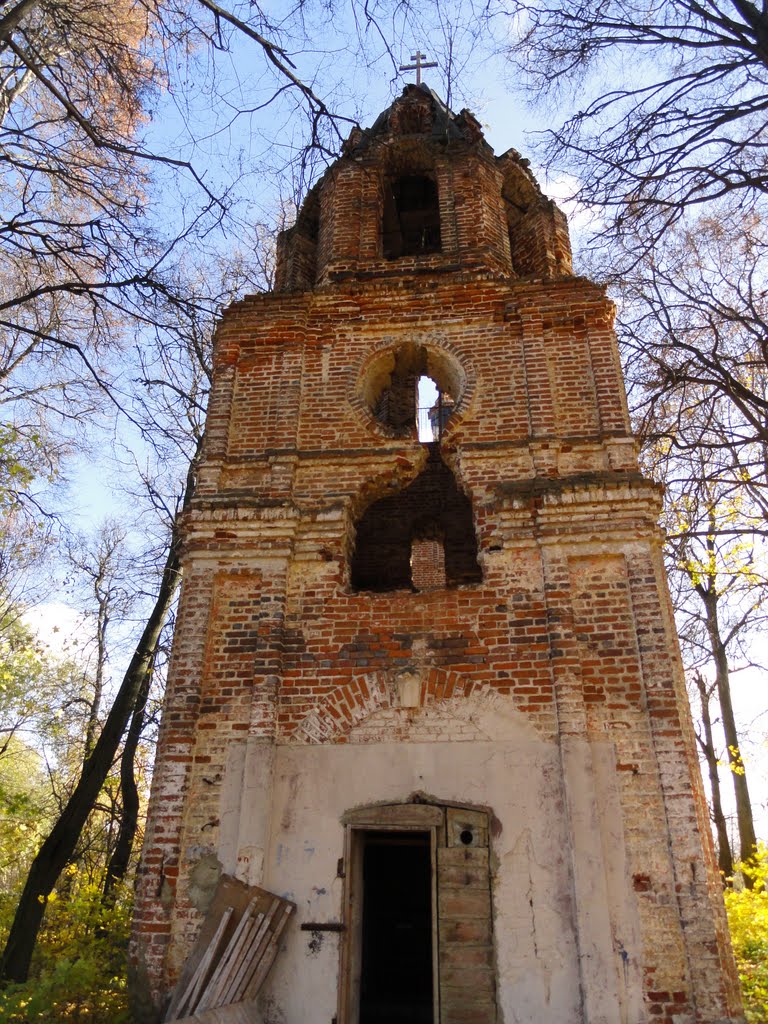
[350,448,482,593]
[417,376,455,442]
[383,174,441,259]
[361,344,461,440]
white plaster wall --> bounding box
[241,738,583,1024]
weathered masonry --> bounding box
[132,84,745,1024]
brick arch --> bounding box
[348,335,477,441]
[290,672,392,743]
[370,133,443,178]
[288,668,511,744]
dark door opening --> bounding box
[359,831,433,1024]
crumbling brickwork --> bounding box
[132,84,744,1024]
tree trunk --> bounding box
[693,670,733,880]
[0,0,41,41]
[701,588,758,882]
[102,653,153,899]
[84,583,108,764]
[0,530,182,984]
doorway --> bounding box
[340,802,495,1024]
[359,831,433,1024]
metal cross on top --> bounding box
[399,50,438,85]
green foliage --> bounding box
[0,602,143,1017]
[725,846,768,1022]
[0,872,131,1023]
[0,610,100,781]
[0,427,36,510]
[0,738,49,892]
[0,615,50,752]
[0,616,62,891]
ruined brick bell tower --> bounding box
[133,84,745,1024]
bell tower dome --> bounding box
[275,84,572,291]
[132,86,744,1024]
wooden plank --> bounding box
[243,903,294,999]
[446,808,488,849]
[196,899,260,1012]
[167,876,270,1017]
[438,886,491,921]
[223,901,279,1003]
[343,803,444,828]
[203,913,262,1010]
[237,901,288,995]
[170,908,233,1021]
[228,900,280,1002]
[436,828,495,1024]
[166,906,234,1022]
[171,1001,257,1024]
[197,904,259,1012]
[166,879,296,1020]
[219,909,274,1003]
[437,847,490,889]
[431,825,440,1024]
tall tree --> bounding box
[102,651,153,900]
[661,457,767,876]
[65,524,135,764]
[0,607,106,887]
[0,483,186,984]
[507,0,768,235]
[691,668,734,879]
[0,241,242,984]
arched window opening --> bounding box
[365,345,457,439]
[350,449,482,593]
[383,175,442,259]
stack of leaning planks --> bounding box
[164,881,295,1023]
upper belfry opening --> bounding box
[383,174,441,259]
[273,85,572,291]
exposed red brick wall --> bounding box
[410,538,446,590]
